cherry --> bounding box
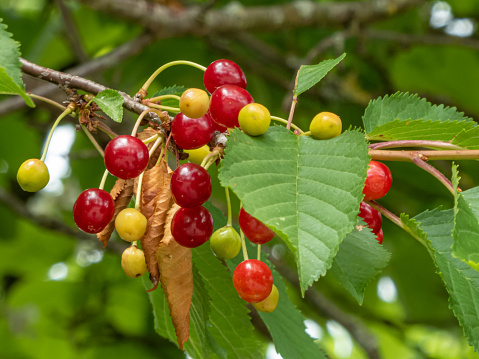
[104,135,149,179]
[253,284,279,313]
[184,145,210,166]
[115,208,148,242]
[358,201,382,235]
[309,112,342,140]
[179,88,210,119]
[376,228,384,244]
[238,103,271,136]
[209,85,254,129]
[171,206,214,248]
[171,163,212,208]
[210,225,242,259]
[363,160,392,201]
[171,112,214,150]
[121,245,147,278]
[203,59,247,94]
[238,208,275,244]
[233,259,273,303]
[73,188,115,233]
[17,158,49,192]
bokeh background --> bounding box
[1,0,479,358]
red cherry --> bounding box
[358,201,382,235]
[171,206,214,248]
[171,112,215,150]
[233,259,273,303]
[376,228,384,244]
[104,135,149,179]
[238,208,275,244]
[209,85,254,129]
[362,160,392,201]
[73,188,114,233]
[170,163,212,208]
[203,59,247,94]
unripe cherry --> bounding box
[121,245,147,278]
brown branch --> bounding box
[0,33,154,116]
[77,0,425,37]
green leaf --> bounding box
[93,89,124,123]
[415,208,479,351]
[218,127,370,294]
[362,92,473,138]
[452,127,479,149]
[451,165,479,270]
[0,19,34,107]
[293,53,346,97]
[329,222,391,304]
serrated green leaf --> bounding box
[218,127,370,294]
[362,92,473,137]
[329,221,391,304]
[415,208,479,352]
[451,164,479,270]
[366,118,475,142]
[452,127,479,149]
[293,53,346,97]
[93,89,124,123]
[0,67,34,108]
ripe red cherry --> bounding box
[358,201,382,235]
[104,135,149,179]
[203,59,247,94]
[376,229,384,244]
[171,112,215,150]
[362,160,392,201]
[238,208,275,244]
[171,163,212,208]
[209,85,254,129]
[233,259,273,303]
[73,188,114,233]
[171,206,214,248]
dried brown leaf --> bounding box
[157,203,192,350]
[96,178,134,247]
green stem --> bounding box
[148,103,181,113]
[271,116,304,133]
[99,169,109,190]
[28,93,67,111]
[225,187,232,226]
[80,124,104,157]
[140,60,206,96]
[285,96,298,130]
[148,94,181,103]
[40,107,74,162]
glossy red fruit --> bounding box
[363,160,392,201]
[376,228,384,244]
[358,201,382,235]
[203,59,247,94]
[171,163,212,208]
[233,259,273,303]
[171,206,214,248]
[73,188,114,233]
[238,208,275,244]
[104,135,149,179]
[209,85,254,129]
[171,112,215,150]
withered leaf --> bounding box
[97,178,134,247]
[139,159,172,291]
[157,203,192,350]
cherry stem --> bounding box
[80,124,104,157]
[239,202,249,261]
[148,103,180,113]
[285,96,298,130]
[28,93,67,111]
[271,116,304,133]
[368,140,464,151]
[99,169,109,191]
[131,108,165,137]
[412,156,455,195]
[225,187,232,226]
[257,244,261,261]
[148,94,181,103]
[135,171,145,210]
[40,106,74,162]
[366,200,428,249]
[139,60,206,98]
